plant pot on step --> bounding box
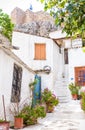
[14,117,23,129]
[0,121,10,130]
[72,94,77,100]
[46,104,54,113]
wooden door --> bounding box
[75,67,85,86]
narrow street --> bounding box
[10,100,85,130]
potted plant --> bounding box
[0,119,10,130]
[14,113,23,129]
[20,104,46,126]
[9,102,24,129]
[41,88,59,113]
[68,83,81,100]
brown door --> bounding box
[75,67,85,86]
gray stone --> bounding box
[14,21,57,38]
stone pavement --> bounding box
[10,100,85,130]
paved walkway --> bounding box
[10,100,85,130]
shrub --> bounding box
[20,104,46,126]
[41,88,59,106]
[41,88,59,112]
[80,91,85,111]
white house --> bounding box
[12,31,63,91]
[0,35,35,122]
[12,30,72,103]
[50,30,85,87]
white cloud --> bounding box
[0,0,44,15]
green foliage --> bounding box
[39,0,85,39]
[9,102,24,118]
[29,79,38,88]
[0,119,9,123]
[80,91,85,111]
[0,119,6,123]
[0,9,14,41]
[41,88,59,106]
[68,82,81,95]
[20,105,46,125]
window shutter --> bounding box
[35,44,41,59]
[35,44,46,60]
[40,44,46,59]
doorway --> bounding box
[75,66,85,86]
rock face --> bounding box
[11,7,25,25]
[11,7,57,37]
[11,7,55,24]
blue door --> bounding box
[32,75,41,107]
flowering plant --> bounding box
[20,104,46,125]
[41,88,59,112]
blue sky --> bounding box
[0,0,44,15]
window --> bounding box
[34,43,46,60]
[11,64,22,103]
[64,49,68,64]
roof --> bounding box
[0,33,19,50]
[49,30,67,40]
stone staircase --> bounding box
[54,77,71,103]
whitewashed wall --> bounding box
[68,48,85,83]
[12,32,53,69]
[0,49,34,121]
[53,42,63,83]
[49,30,84,85]
[12,31,62,90]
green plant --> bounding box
[9,102,23,118]
[0,9,14,41]
[29,79,37,87]
[0,119,9,123]
[68,83,81,95]
[80,91,85,111]
[9,97,30,118]
[34,105,46,118]
[41,88,59,112]
[20,104,46,126]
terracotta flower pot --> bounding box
[46,104,54,113]
[14,117,23,129]
[72,94,77,100]
[0,121,10,130]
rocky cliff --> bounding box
[11,7,57,37]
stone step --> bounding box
[58,97,70,103]
[54,77,70,103]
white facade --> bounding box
[0,47,34,121]
[63,38,85,84]
[69,47,85,83]
[12,31,63,91]
[49,30,85,85]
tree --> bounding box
[0,9,14,42]
[39,0,85,40]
